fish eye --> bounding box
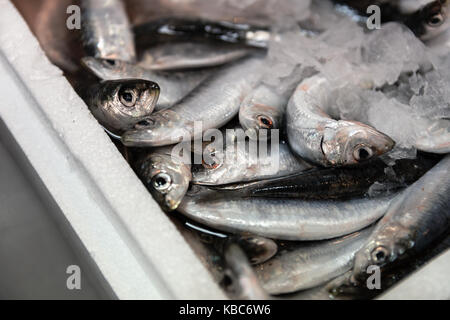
[427,13,444,27]
[151,172,172,191]
[119,87,137,107]
[371,246,390,264]
[353,145,373,162]
[135,118,154,128]
[105,59,116,66]
[257,115,273,129]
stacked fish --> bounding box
[77,0,450,299]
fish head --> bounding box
[81,57,137,80]
[322,121,395,166]
[419,0,450,40]
[121,110,193,147]
[137,152,191,211]
[239,101,282,139]
[191,146,226,184]
[235,235,278,265]
[352,220,415,282]
[93,79,160,132]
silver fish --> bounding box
[286,75,395,166]
[239,66,316,137]
[255,228,372,295]
[352,154,450,281]
[121,57,264,147]
[134,146,191,211]
[178,188,396,241]
[84,79,159,133]
[81,0,135,62]
[81,57,212,110]
[138,42,251,71]
[415,118,450,154]
[192,131,312,185]
[235,235,278,266]
[224,243,270,300]
[184,222,278,265]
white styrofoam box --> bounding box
[379,249,450,300]
[0,0,225,300]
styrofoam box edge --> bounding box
[0,0,225,300]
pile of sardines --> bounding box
[76,0,450,299]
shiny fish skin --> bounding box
[239,66,316,137]
[178,189,396,240]
[208,156,438,199]
[84,79,160,133]
[81,0,135,62]
[415,119,450,154]
[133,17,271,50]
[192,139,312,185]
[138,42,251,71]
[121,57,264,147]
[134,146,191,211]
[255,228,372,294]
[286,75,395,167]
[185,222,278,265]
[224,243,270,300]
[352,154,450,281]
[81,57,212,110]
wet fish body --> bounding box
[81,0,136,62]
[208,155,438,199]
[133,17,271,50]
[178,189,396,241]
[353,154,450,280]
[255,228,372,294]
[192,138,312,185]
[122,57,265,147]
[224,243,270,300]
[138,42,251,71]
[286,75,395,166]
[239,66,316,136]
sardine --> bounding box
[207,155,438,199]
[121,57,264,147]
[184,222,278,265]
[352,154,450,282]
[133,17,271,50]
[286,75,395,166]
[81,57,212,110]
[192,135,312,185]
[81,0,136,62]
[83,79,159,133]
[134,145,191,211]
[178,188,396,241]
[255,228,372,295]
[224,243,270,300]
[239,66,316,137]
[415,119,450,154]
[138,42,251,71]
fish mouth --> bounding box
[121,129,156,147]
[375,131,396,155]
